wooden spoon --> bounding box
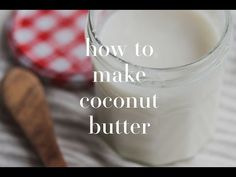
[1,67,67,167]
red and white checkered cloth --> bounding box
[7,10,92,87]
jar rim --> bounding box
[87,10,232,72]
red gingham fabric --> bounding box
[7,10,92,87]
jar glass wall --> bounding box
[86,10,232,165]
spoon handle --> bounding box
[2,68,66,167]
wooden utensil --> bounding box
[1,67,67,167]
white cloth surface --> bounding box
[0,10,236,167]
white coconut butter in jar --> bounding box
[86,10,232,165]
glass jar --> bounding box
[86,10,232,165]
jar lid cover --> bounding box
[8,10,92,87]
